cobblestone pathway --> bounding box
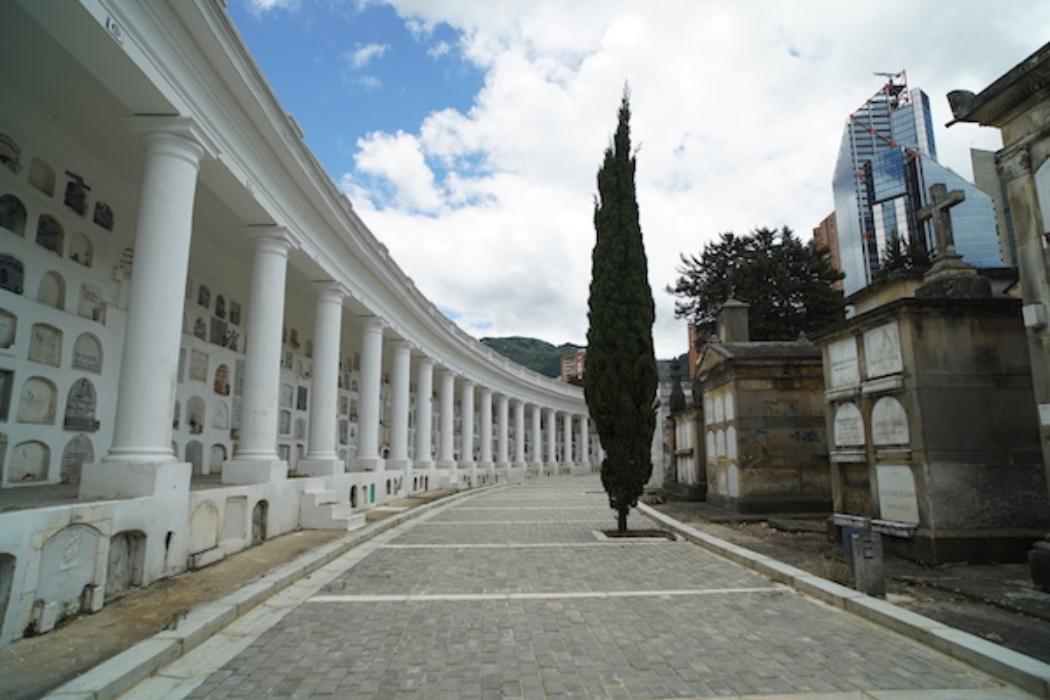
[174,477,1027,699]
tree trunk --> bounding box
[617,505,628,533]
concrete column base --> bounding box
[435,460,457,470]
[512,461,527,470]
[477,460,494,470]
[297,458,344,477]
[80,460,191,499]
[458,461,476,471]
[414,460,435,472]
[351,456,384,472]
[385,458,412,471]
[222,459,287,485]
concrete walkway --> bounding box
[124,477,1032,699]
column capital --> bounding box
[240,224,300,253]
[125,115,219,162]
[390,338,412,354]
[312,280,348,302]
[359,314,387,334]
[415,355,435,369]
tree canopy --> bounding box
[667,227,844,341]
[585,89,658,532]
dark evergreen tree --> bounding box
[585,90,658,533]
[667,227,845,340]
[873,235,931,282]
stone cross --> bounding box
[916,183,965,256]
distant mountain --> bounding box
[481,337,582,378]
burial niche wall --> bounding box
[64,378,99,432]
[28,323,61,367]
[37,524,100,621]
[17,376,56,424]
[37,271,65,310]
[61,435,93,485]
[72,332,102,374]
[36,215,64,256]
[8,440,49,482]
[0,194,26,236]
[105,530,145,601]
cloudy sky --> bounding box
[231,1,1050,357]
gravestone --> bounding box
[876,465,920,523]
[64,379,99,431]
[189,502,218,553]
[17,377,56,424]
[61,435,93,484]
[834,403,865,447]
[863,322,903,378]
[0,310,15,348]
[38,272,64,309]
[850,530,886,597]
[72,333,102,373]
[189,350,208,382]
[37,525,99,620]
[28,324,61,366]
[871,396,909,445]
[224,496,246,539]
[9,440,48,481]
[105,531,144,600]
[828,337,860,387]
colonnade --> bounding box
[81,117,596,499]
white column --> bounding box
[563,412,574,468]
[352,317,384,471]
[459,380,476,468]
[496,394,510,468]
[84,121,208,499]
[299,283,345,476]
[580,416,590,469]
[545,407,557,469]
[531,404,543,468]
[436,369,456,469]
[478,387,493,468]
[223,228,294,485]
[513,400,527,468]
[386,339,411,471]
[414,357,434,470]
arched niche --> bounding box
[64,378,99,432]
[37,525,100,619]
[185,440,203,475]
[0,309,15,348]
[251,500,268,545]
[78,284,105,323]
[61,434,92,485]
[214,294,226,320]
[36,215,64,256]
[213,364,230,396]
[0,254,24,295]
[92,201,114,231]
[871,396,910,446]
[106,530,145,600]
[833,403,865,447]
[0,194,26,236]
[37,271,65,310]
[209,443,226,470]
[0,132,20,172]
[63,176,88,217]
[8,440,49,482]
[28,157,55,197]
[69,232,93,267]
[72,332,102,373]
[17,376,56,424]
[28,322,62,367]
[186,396,205,434]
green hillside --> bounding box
[480,337,582,378]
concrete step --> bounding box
[299,491,365,530]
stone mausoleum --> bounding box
[695,300,830,513]
[0,1,597,647]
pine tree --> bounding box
[585,89,658,533]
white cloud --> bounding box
[341,1,1050,356]
[245,0,299,14]
[427,40,451,59]
[347,42,390,69]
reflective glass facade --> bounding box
[832,77,1001,295]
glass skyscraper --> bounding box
[832,73,1002,295]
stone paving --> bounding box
[181,477,1025,699]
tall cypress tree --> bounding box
[585,90,658,533]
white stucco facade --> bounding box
[0,0,598,647]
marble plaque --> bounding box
[876,464,919,524]
[827,337,859,388]
[72,333,102,374]
[189,350,208,382]
[864,321,903,379]
[871,396,909,445]
[833,403,865,447]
